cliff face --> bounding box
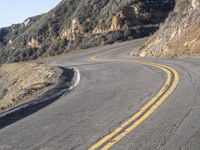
[0,0,175,63]
[132,0,200,57]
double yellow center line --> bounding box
[89,47,179,150]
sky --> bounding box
[0,0,61,28]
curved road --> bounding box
[1,38,200,150]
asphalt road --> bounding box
[1,38,200,150]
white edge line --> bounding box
[69,67,80,90]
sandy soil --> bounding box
[0,62,56,112]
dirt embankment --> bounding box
[132,0,200,57]
[0,62,56,111]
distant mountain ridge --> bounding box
[0,0,175,63]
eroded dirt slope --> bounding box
[132,0,200,57]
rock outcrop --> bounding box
[0,0,175,63]
[132,0,200,57]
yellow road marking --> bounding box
[88,47,179,150]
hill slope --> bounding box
[0,62,55,111]
[0,0,174,63]
[132,0,200,57]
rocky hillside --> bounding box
[0,0,175,63]
[132,0,200,57]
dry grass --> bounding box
[0,62,55,111]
